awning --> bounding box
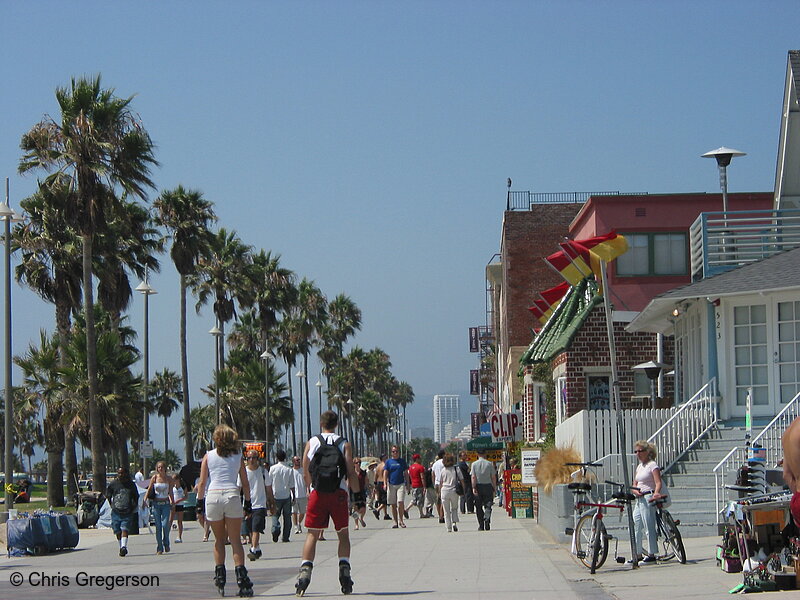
[519,278,602,370]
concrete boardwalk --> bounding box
[0,507,785,599]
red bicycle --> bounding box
[565,463,636,574]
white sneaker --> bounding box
[175,538,182,543]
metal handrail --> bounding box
[712,390,800,523]
[505,190,646,210]
[647,378,719,472]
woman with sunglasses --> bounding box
[631,440,665,564]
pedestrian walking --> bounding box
[196,424,254,597]
[423,462,437,517]
[269,449,295,543]
[240,450,275,561]
[457,451,475,514]
[372,454,390,520]
[431,449,446,523]
[169,472,187,543]
[437,453,461,532]
[408,453,427,518]
[351,456,368,529]
[145,461,175,554]
[470,449,497,531]
[295,410,361,597]
[292,455,309,534]
[106,466,140,557]
[383,445,410,528]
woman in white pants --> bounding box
[437,453,461,532]
[631,440,665,564]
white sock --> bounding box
[120,537,128,548]
[339,557,349,565]
[301,560,313,568]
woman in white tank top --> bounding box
[197,424,253,596]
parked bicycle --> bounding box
[564,462,636,574]
[652,496,686,563]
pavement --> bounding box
[0,506,793,599]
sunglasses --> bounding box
[634,449,646,453]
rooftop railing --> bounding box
[506,191,646,210]
[689,208,800,280]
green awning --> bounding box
[519,278,602,370]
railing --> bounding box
[712,390,800,522]
[689,208,800,280]
[506,191,647,210]
[555,407,673,463]
[647,378,719,472]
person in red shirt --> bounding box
[407,454,427,518]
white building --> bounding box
[433,395,460,444]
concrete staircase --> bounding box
[660,425,756,538]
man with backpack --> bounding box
[295,410,361,597]
[107,466,140,557]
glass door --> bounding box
[777,300,800,405]
[732,304,770,416]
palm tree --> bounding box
[191,228,253,370]
[14,181,82,504]
[150,369,182,457]
[295,279,327,440]
[153,187,216,464]
[319,293,362,411]
[181,404,216,458]
[19,75,157,492]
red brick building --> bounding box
[487,191,773,443]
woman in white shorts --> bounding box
[197,425,253,597]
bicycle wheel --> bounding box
[575,513,608,571]
[590,521,608,574]
[659,510,687,564]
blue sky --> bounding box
[1,2,798,454]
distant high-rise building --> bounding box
[433,395,460,444]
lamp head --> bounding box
[702,146,746,167]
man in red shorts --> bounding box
[296,410,361,596]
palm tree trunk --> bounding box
[164,415,169,457]
[303,354,312,439]
[180,276,193,464]
[116,432,129,472]
[83,234,106,493]
[286,365,296,454]
[64,430,78,498]
[44,412,65,507]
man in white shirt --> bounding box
[268,449,295,543]
[431,449,446,523]
[470,449,498,531]
[291,455,309,534]
[239,451,275,560]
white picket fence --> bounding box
[556,408,674,463]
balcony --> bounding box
[689,208,800,280]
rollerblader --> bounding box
[197,425,253,598]
[295,410,361,597]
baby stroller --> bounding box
[74,491,103,528]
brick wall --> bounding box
[559,305,674,418]
[501,205,583,349]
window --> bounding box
[616,232,687,276]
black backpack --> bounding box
[310,434,348,493]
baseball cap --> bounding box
[412,453,421,460]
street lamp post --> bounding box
[315,379,322,427]
[702,147,746,259]
[1,180,21,509]
[209,324,223,424]
[701,147,746,213]
[135,279,157,476]
[346,398,355,452]
[260,350,272,462]
[295,370,306,448]
[632,361,670,409]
